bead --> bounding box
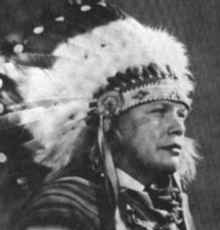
[0,79,3,88]
[0,153,7,163]
[126,204,132,211]
[17,177,27,185]
[97,2,107,7]
[0,104,4,114]
[13,44,24,53]
[55,16,65,22]
[33,26,44,34]
[80,5,92,12]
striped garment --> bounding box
[14,176,115,230]
[13,174,195,230]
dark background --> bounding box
[0,0,220,229]
[109,1,220,228]
[109,1,220,230]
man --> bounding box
[0,0,199,229]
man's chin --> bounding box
[139,162,179,176]
[159,161,179,174]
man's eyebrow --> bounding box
[157,101,171,108]
[154,101,189,113]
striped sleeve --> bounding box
[15,177,103,230]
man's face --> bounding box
[115,100,188,183]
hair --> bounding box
[178,137,201,187]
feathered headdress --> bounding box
[0,0,197,188]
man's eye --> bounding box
[152,108,166,115]
[178,111,188,120]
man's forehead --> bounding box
[130,100,189,113]
[151,101,188,109]
[119,100,188,121]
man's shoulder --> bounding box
[39,176,103,199]
[33,176,102,207]
[15,176,106,230]
[29,175,105,214]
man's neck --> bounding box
[116,164,173,189]
[116,168,145,191]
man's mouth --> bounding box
[160,144,182,155]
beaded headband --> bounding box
[97,63,193,118]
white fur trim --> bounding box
[179,137,201,186]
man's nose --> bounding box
[167,115,186,136]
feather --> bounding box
[0,0,195,178]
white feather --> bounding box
[0,15,194,172]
